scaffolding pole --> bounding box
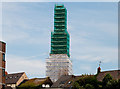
[46,54,72,82]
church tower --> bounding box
[46,4,72,82]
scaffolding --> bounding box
[50,4,70,57]
[46,54,72,82]
[46,4,72,82]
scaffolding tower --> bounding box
[46,4,72,82]
[46,54,72,82]
[51,4,70,57]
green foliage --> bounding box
[118,79,120,88]
[17,84,42,89]
[19,82,35,87]
[102,74,113,87]
[85,84,94,89]
[73,74,120,89]
[17,78,43,89]
[17,85,42,89]
[105,80,118,89]
[73,82,81,89]
[73,75,99,89]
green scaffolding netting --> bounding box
[50,4,70,57]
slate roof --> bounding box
[52,70,120,88]
[96,70,120,81]
[51,75,85,88]
[52,75,73,88]
[6,72,24,84]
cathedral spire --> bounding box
[46,4,72,82]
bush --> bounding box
[73,75,99,89]
[102,74,113,87]
[85,84,94,89]
[73,81,81,89]
[17,84,42,89]
[73,73,120,89]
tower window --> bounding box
[2,69,5,77]
[2,53,5,61]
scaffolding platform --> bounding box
[46,54,72,82]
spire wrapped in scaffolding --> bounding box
[51,4,70,57]
[46,4,72,82]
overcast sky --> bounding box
[2,2,118,78]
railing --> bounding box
[55,29,65,31]
[55,8,65,10]
[54,20,65,22]
[54,32,66,34]
[55,25,65,27]
[51,45,67,47]
[55,16,65,19]
[51,41,66,43]
[51,36,67,38]
[55,12,65,14]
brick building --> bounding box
[0,41,6,89]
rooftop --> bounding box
[6,72,25,84]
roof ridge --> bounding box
[8,72,25,75]
[101,70,120,73]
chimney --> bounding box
[97,67,101,74]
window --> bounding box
[10,76,12,79]
[2,53,5,61]
[2,69,5,77]
[68,81,72,84]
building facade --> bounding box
[46,4,72,82]
[6,72,28,89]
[0,41,6,89]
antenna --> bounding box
[99,61,102,67]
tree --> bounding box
[118,79,120,88]
[73,75,99,89]
[102,73,113,87]
[73,81,81,89]
[105,80,118,89]
[85,84,94,89]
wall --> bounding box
[16,73,28,86]
[0,52,2,89]
[0,41,6,89]
[7,84,16,89]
